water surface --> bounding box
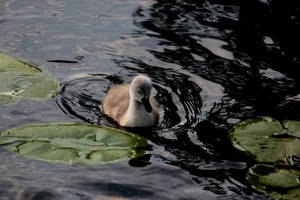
[1,0,299,199]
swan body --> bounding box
[103,75,158,127]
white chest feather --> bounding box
[120,102,154,127]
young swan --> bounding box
[103,75,159,127]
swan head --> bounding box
[129,75,153,113]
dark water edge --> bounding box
[1,0,299,199]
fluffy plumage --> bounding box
[103,75,158,127]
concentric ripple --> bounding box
[56,71,224,132]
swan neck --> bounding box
[127,96,139,115]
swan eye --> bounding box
[137,90,142,95]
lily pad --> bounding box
[284,120,300,138]
[0,123,148,164]
[0,53,60,105]
[228,117,300,165]
[247,164,300,200]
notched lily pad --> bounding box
[247,164,300,200]
[0,53,60,105]
[0,123,149,164]
[228,117,300,165]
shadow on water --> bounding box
[1,0,300,199]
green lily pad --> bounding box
[284,120,300,138]
[247,164,300,200]
[228,117,300,165]
[0,123,149,164]
[0,53,60,105]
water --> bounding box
[0,0,299,199]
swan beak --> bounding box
[142,97,152,113]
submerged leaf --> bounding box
[0,53,60,105]
[0,123,148,164]
[228,117,300,165]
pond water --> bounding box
[0,0,299,199]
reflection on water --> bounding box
[1,0,299,199]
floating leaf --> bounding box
[0,53,60,105]
[0,123,148,164]
[247,164,300,200]
[228,117,300,165]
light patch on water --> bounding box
[192,36,234,60]
[191,53,205,61]
[259,0,271,5]
[286,94,300,101]
[226,118,240,124]
[238,60,250,67]
[259,68,285,79]
[263,36,274,45]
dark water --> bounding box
[0,0,299,199]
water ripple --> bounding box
[1,0,299,199]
